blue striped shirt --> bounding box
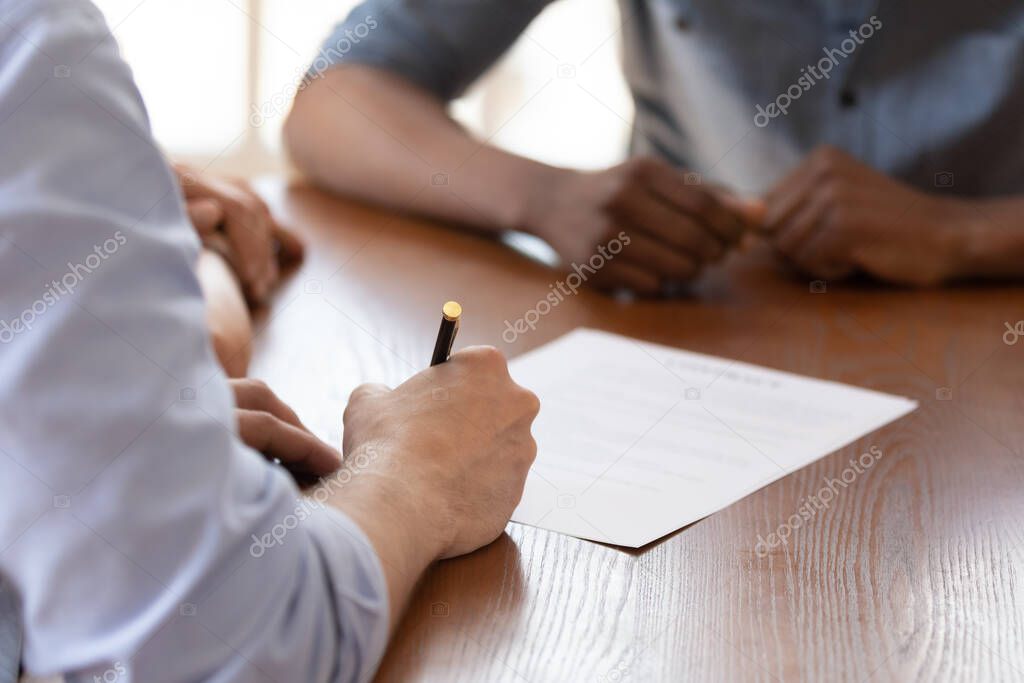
[315,0,1024,195]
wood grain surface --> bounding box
[252,179,1024,683]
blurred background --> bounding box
[92,0,633,178]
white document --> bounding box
[509,329,918,547]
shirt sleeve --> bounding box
[308,0,553,100]
[0,1,388,681]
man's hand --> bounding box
[229,378,342,484]
[338,346,540,560]
[761,146,964,286]
[525,158,754,295]
[175,164,305,304]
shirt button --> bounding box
[675,17,690,30]
[839,89,858,108]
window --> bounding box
[92,0,631,176]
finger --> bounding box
[613,189,723,262]
[273,223,305,266]
[772,194,827,258]
[221,201,275,303]
[763,151,833,234]
[590,258,662,296]
[642,166,746,244]
[763,178,814,237]
[770,197,852,279]
[186,198,224,235]
[230,378,305,430]
[789,217,857,280]
[237,409,342,476]
[718,193,766,232]
[620,230,700,281]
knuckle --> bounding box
[349,382,379,401]
[341,401,359,426]
[520,388,541,418]
[346,386,371,409]
[521,435,538,467]
[237,377,270,401]
[246,377,270,392]
[248,193,270,213]
[236,194,260,214]
[249,409,276,432]
[466,345,507,370]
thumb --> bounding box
[273,224,305,266]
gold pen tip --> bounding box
[442,300,462,321]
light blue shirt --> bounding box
[316,0,1024,196]
[0,1,389,680]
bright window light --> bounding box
[90,0,629,175]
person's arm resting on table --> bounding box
[0,2,537,680]
[285,0,754,295]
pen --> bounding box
[430,301,462,366]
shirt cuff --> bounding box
[304,506,391,683]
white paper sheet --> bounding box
[509,328,918,547]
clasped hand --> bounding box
[531,146,968,291]
[175,164,305,305]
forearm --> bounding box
[197,248,252,377]
[284,66,562,235]
[952,196,1024,280]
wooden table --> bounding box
[253,180,1024,682]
